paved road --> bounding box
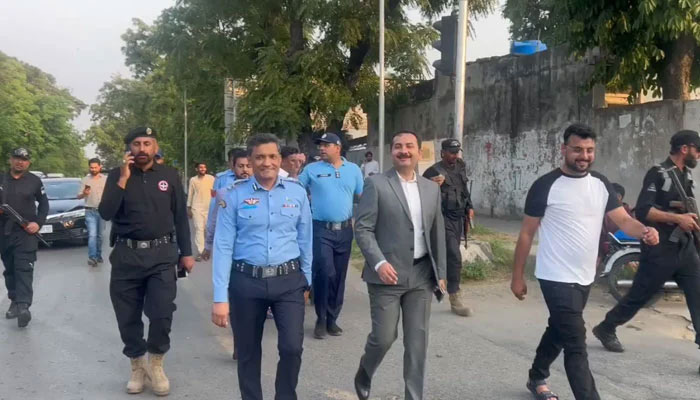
[0,239,699,400]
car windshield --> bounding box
[44,180,81,200]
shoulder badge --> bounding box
[281,177,304,188]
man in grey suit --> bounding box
[353,130,447,400]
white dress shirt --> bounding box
[375,171,428,270]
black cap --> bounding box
[11,147,30,160]
[670,130,700,149]
[441,138,461,153]
[315,132,341,146]
[124,127,157,144]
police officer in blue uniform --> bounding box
[299,132,364,339]
[212,133,312,400]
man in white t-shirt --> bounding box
[510,123,659,400]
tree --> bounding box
[119,0,498,141]
[0,51,86,176]
[503,0,700,100]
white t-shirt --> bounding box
[361,160,380,178]
[524,169,620,285]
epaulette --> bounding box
[227,178,249,189]
[281,177,304,188]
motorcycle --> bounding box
[599,232,679,306]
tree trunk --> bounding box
[661,33,696,100]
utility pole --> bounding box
[378,0,385,171]
[184,88,188,186]
[454,0,468,142]
[224,78,236,160]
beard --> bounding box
[684,153,698,169]
[565,158,593,174]
[134,153,153,165]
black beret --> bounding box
[670,130,700,149]
[124,127,157,144]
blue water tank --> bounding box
[511,40,548,56]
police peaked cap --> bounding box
[124,127,157,144]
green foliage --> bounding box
[503,0,700,100]
[89,0,498,162]
[0,51,86,176]
[462,260,490,281]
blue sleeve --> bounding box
[298,167,311,187]
[204,191,221,251]
[212,189,237,303]
[297,191,313,285]
[354,165,364,195]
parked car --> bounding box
[30,170,46,178]
[40,178,88,245]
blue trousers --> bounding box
[312,221,353,325]
[229,270,306,400]
[85,208,104,259]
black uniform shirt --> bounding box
[635,157,694,247]
[423,159,473,219]
[0,171,49,234]
[99,163,192,257]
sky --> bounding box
[0,0,512,144]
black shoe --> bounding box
[327,322,343,336]
[87,258,97,266]
[97,257,104,263]
[17,304,31,328]
[314,319,327,339]
[5,302,18,319]
[593,323,624,353]
[354,366,371,400]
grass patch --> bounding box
[461,260,490,281]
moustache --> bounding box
[397,154,411,159]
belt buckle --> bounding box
[331,222,342,230]
[262,267,276,278]
[139,241,148,249]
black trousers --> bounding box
[444,216,463,294]
[601,241,700,347]
[230,270,307,400]
[1,231,37,306]
[529,279,600,400]
[312,221,352,325]
[109,242,178,358]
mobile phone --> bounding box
[177,267,188,278]
[433,285,446,303]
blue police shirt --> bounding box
[298,158,363,222]
[212,176,313,303]
[205,170,238,251]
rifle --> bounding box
[0,203,51,247]
[663,167,700,250]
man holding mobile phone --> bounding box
[77,158,106,266]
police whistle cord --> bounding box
[0,203,51,247]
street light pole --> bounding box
[454,0,468,142]
[378,0,385,171]
[184,88,188,186]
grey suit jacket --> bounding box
[354,168,446,286]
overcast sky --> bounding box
[0,0,511,138]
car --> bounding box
[40,178,88,245]
[30,171,46,178]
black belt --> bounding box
[413,255,429,265]
[314,219,352,231]
[116,233,175,249]
[232,259,300,279]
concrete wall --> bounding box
[367,47,700,218]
